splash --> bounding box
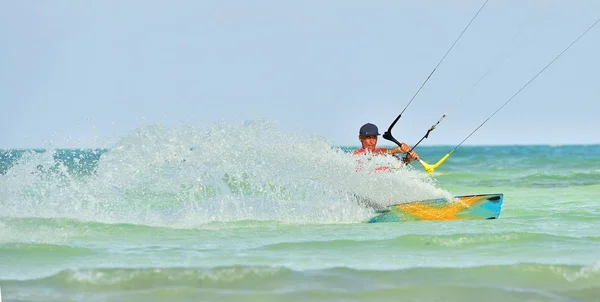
[0,120,450,226]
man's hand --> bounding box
[404,151,420,163]
[399,143,411,153]
[392,143,412,154]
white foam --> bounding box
[0,120,452,227]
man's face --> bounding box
[359,135,378,150]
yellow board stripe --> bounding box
[395,195,485,220]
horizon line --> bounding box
[1,142,599,151]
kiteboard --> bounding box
[368,193,503,223]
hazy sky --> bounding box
[1,0,599,148]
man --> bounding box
[353,123,419,163]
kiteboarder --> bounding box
[353,123,419,163]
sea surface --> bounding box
[1,122,599,302]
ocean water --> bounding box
[1,121,599,302]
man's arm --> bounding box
[386,143,411,155]
[388,143,420,163]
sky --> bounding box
[1,0,599,148]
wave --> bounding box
[2,264,599,301]
[255,232,600,251]
[0,243,95,256]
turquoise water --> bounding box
[1,122,599,301]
